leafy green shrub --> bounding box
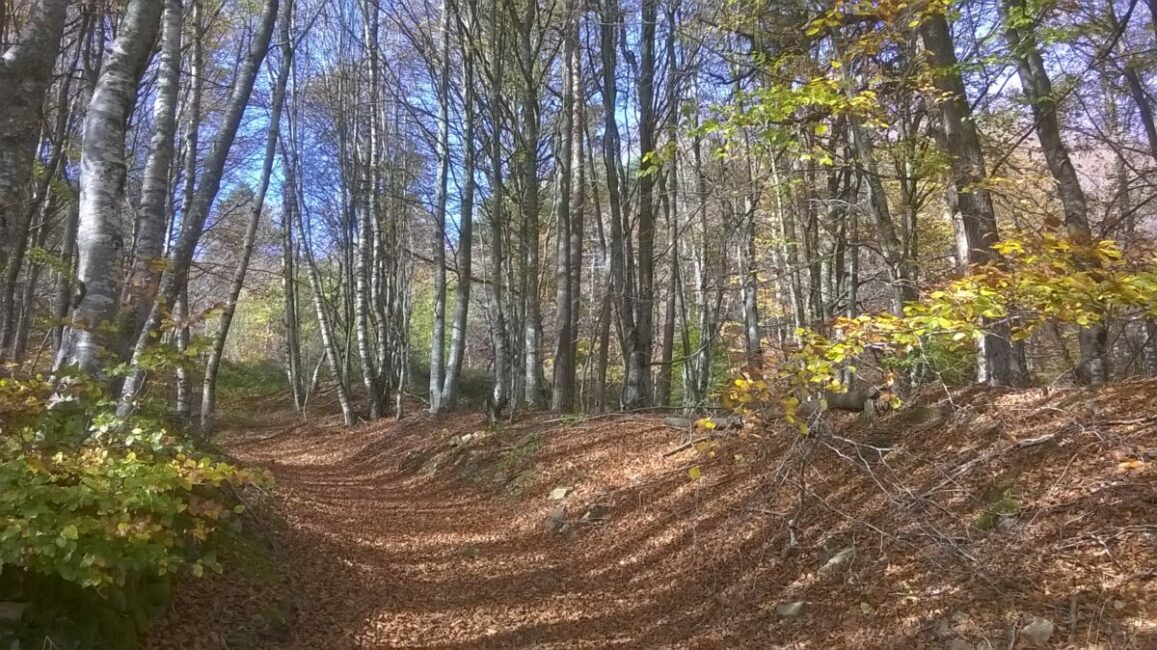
[215,359,289,400]
[0,372,267,647]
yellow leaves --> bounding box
[688,466,703,481]
[695,417,716,431]
[1117,459,1150,473]
[992,239,1025,255]
[764,233,1157,428]
[1096,240,1124,262]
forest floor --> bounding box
[145,381,1157,649]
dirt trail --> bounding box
[216,410,743,649]
[150,384,1157,649]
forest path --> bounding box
[150,383,1157,649]
[216,406,718,649]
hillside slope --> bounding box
[148,381,1157,649]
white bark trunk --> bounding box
[69,0,163,374]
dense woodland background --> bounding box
[3,0,1157,426]
[3,0,1157,646]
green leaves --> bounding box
[0,375,269,590]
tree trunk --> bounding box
[288,143,355,426]
[120,0,182,357]
[440,0,476,409]
[551,0,580,412]
[429,0,452,413]
[849,117,917,312]
[634,0,659,406]
[200,0,293,434]
[68,0,163,375]
[0,0,68,292]
[920,9,1026,387]
[999,0,1106,385]
[600,0,645,409]
[119,0,279,409]
[515,0,544,408]
[486,0,511,417]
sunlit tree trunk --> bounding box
[486,0,511,417]
[429,0,452,413]
[119,0,278,411]
[920,9,1026,387]
[68,0,163,375]
[999,0,1106,385]
[120,0,182,356]
[441,0,476,409]
[513,0,545,408]
[200,0,293,434]
[600,0,645,409]
[551,0,581,412]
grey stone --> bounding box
[398,450,427,472]
[1020,617,1054,646]
[903,405,947,428]
[549,486,572,501]
[821,547,854,572]
[775,601,807,619]
[933,618,954,640]
[559,523,578,540]
[544,506,566,532]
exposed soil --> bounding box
[146,381,1157,649]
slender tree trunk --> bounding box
[429,0,452,412]
[119,0,279,409]
[849,118,917,312]
[200,0,293,434]
[634,0,659,406]
[353,3,384,420]
[739,182,761,367]
[656,171,678,406]
[551,0,580,412]
[120,0,182,356]
[920,9,1026,387]
[174,288,192,421]
[67,0,163,375]
[486,0,511,417]
[440,0,476,409]
[289,146,354,426]
[600,0,645,409]
[51,201,79,368]
[515,0,544,408]
[999,0,1106,385]
[281,184,304,410]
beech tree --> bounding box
[2,0,1154,431]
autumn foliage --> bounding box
[722,235,1157,430]
[0,373,266,643]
